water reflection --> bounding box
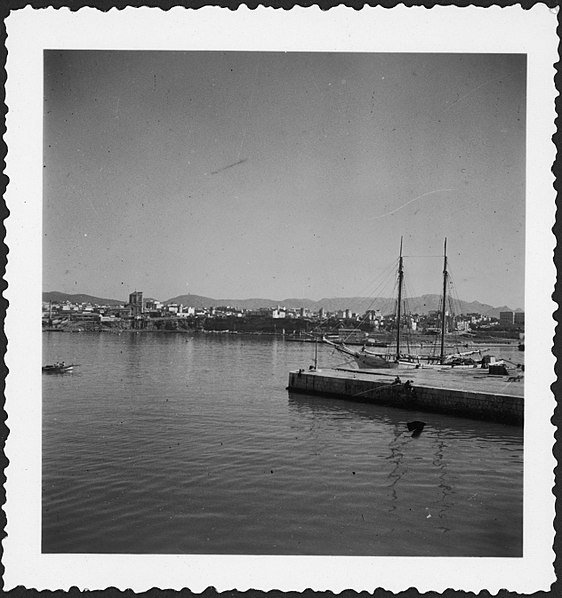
[386,423,407,512]
[432,430,453,532]
[288,392,522,536]
[287,392,523,443]
[43,333,523,555]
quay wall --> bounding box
[410,384,522,424]
[288,370,523,425]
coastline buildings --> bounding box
[42,289,524,337]
[500,310,525,327]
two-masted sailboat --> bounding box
[323,238,482,370]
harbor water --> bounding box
[43,332,523,556]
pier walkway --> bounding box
[287,366,524,425]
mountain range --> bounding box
[43,291,522,318]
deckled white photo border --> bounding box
[3,5,557,593]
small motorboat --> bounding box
[42,362,76,374]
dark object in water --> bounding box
[407,421,426,437]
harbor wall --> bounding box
[288,370,523,425]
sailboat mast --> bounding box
[440,238,448,364]
[396,237,404,361]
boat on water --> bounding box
[322,335,399,368]
[323,238,486,370]
[399,351,483,369]
[42,362,76,374]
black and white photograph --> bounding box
[3,6,557,593]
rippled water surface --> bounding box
[43,332,523,555]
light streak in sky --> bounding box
[370,188,455,221]
[443,70,520,112]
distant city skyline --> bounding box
[43,51,526,308]
[42,288,523,312]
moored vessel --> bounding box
[42,362,77,374]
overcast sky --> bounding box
[43,51,525,308]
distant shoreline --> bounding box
[42,327,520,346]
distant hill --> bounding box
[42,291,125,306]
[165,294,319,311]
[43,291,520,318]
[396,294,521,318]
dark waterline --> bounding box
[43,332,523,556]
